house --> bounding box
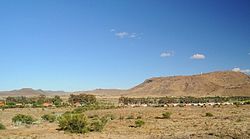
[222,102,233,105]
[141,104,148,107]
[74,102,82,107]
[16,103,23,106]
[42,102,53,107]
[186,103,192,106]
[0,101,5,107]
[25,104,33,107]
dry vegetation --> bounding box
[0,104,250,139]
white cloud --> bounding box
[112,30,142,39]
[190,53,206,60]
[129,33,137,38]
[248,52,250,55]
[115,32,129,38]
[232,67,241,72]
[232,67,250,73]
[110,29,116,32]
[160,51,174,57]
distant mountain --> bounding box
[75,89,126,97]
[0,88,69,97]
[125,71,250,97]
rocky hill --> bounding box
[126,71,250,97]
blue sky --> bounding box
[0,0,249,91]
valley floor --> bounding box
[0,105,250,139]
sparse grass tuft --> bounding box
[162,112,171,119]
[0,123,6,130]
[126,115,134,119]
[205,112,213,117]
[135,120,145,128]
[41,114,57,123]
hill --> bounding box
[0,88,68,97]
[125,71,250,97]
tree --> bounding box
[52,95,63,106]
[68,94,96,105]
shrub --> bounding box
[6,102,16,106]
[119,115,124,120]
[58,113,89,134]
[41,114,56,123]
[135,120,145,128]
[73,107,88,113]
[233,102,241,107]
[58,112,109,134]
[12,114,35,125]
[205,112,213,117]
[103,114,116,120]
[126,115,134,119]
[0,123,6,130]
[244,101,250,105]
[136,116,142,119]
[162,112,171,119]
[88,117,107,132]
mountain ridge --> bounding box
[0,71,249,97]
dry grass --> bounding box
[0,105,249,139]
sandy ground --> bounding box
[0,105,250,139]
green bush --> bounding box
[205,112,213,117]
[41,114,56,123]
[88,117,107,132]
[162,112,171,119]
[0,123,6,130]
[12,114,35,125]
[244,101,250,105]
[58,113,89,134]
[6,102,16,106]
[58,112,109,134]
[135,120,145,128]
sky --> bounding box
[0,0,249,91]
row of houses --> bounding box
[121,102,235,107]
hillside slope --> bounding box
[126,71,250,97]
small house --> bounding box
[74,102,82,107]
[16,103,23,106]
[0,101,5,107]
[42,102,53,107]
